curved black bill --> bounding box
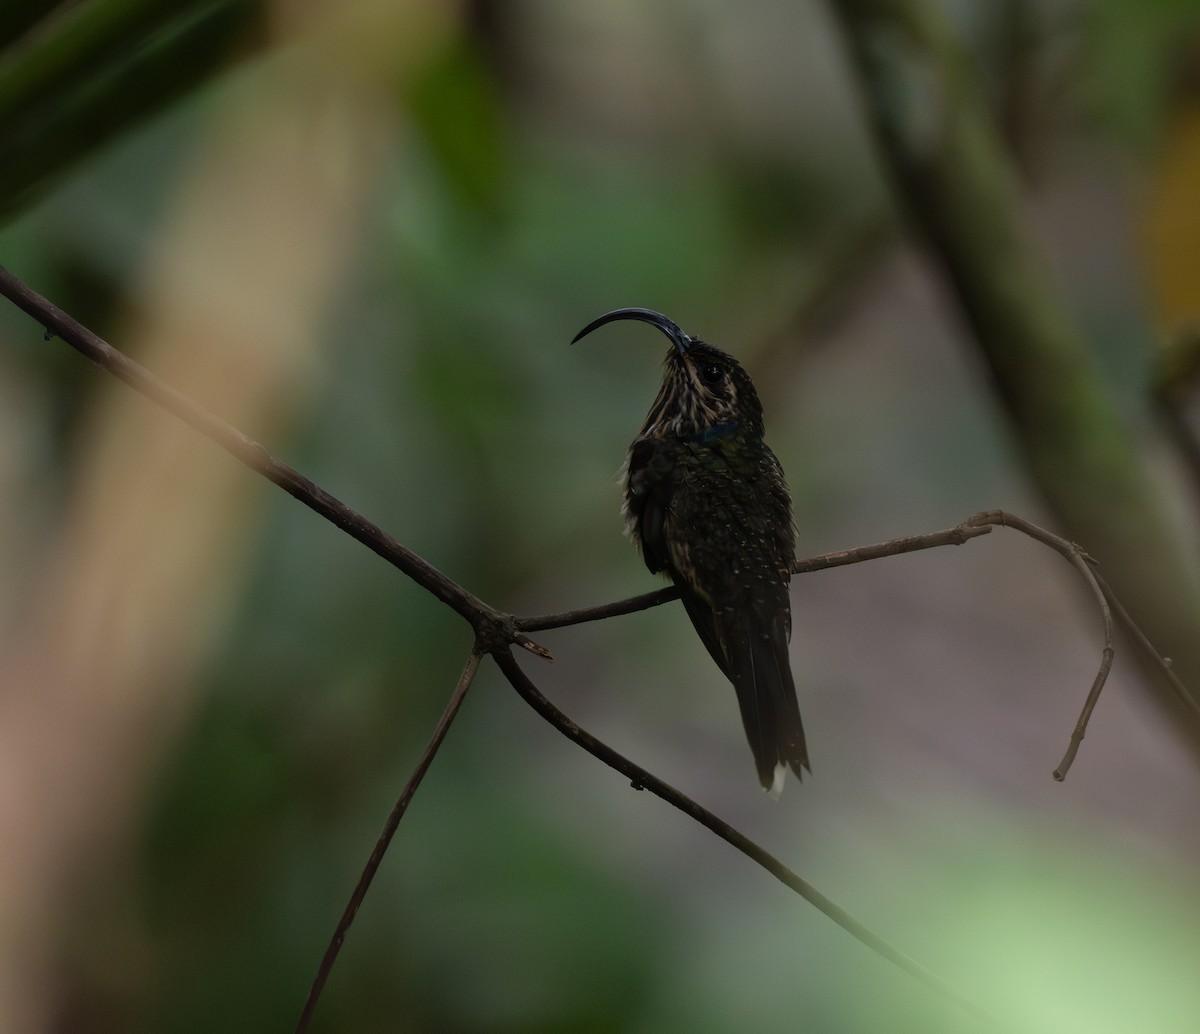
[571,307,692,355]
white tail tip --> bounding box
[766,764,786,799]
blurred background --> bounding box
[2,0,1200,1030]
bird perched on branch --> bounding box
[573,307,808,794]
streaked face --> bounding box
[640,340,762,440]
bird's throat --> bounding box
[689,419,742,444]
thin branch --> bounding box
[1053,631,1113,781]
[294,648,482,1034]
[518,522,992,632]
[518,586,680,632]
[961,512,1116,780]
[793,521,993,573]
[1095,571,1200,722]
[0,262,556,661]
[492,649,996,1026]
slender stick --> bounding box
[493,649,996,1026]
[793,521,993,573]
[1095,571,1200,721]
[518,522,993,632]
[0,263,500,628]
[518,586,681,632]
[294,649,482,1034]
[965,512,1114,780]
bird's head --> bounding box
[572,307,764,441]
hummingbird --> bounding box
[573,307,808,794]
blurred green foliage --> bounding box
[0,0,264,220]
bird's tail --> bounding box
[730,623,809,794]
[677,587,808,793]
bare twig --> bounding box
[793,522,993,573]
[1095,572,1200,722]
[962,512,1115,779]
[493,649,995,1026]
[294,649,482,1034]
[0,262,549,660]
[518,585,681,632]
[518,522,992,632]
[5,263,1188,1031]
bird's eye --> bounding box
[699,363,724,385]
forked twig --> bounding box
[963,512,1115,780]
[3,262,1187,1033]
[300,508,1131,1030]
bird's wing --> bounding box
[624,437,677,575]
[676,583,733,679]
